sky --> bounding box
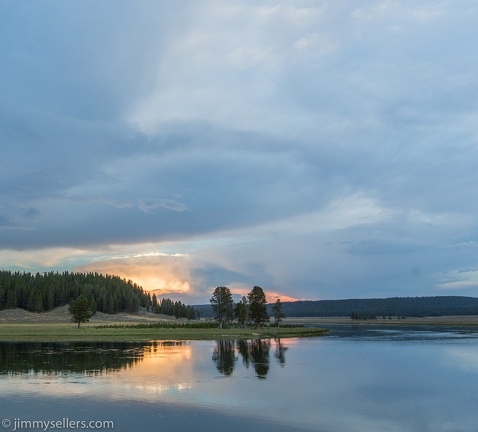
[2,0,478,304]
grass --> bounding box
[0,322,329,342]
[284,316,478,326]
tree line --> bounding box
[196,296,478,318]
[281,296,478,317]
[0,270,199,319]
[209,286,285,328]
[151,296,199,320]
[0,270,151,314]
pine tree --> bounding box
[6,288,17,309]
[89,297,97,315]
[152,294,158,312]
[271,299,285,327]
[247,286,269,327]
[69,295,93,328]
[210,287,234,328]
[235,296,249,328]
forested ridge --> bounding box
[0,270,152,314]
[0,270,200,318]
[4,269,476,319]
[279,296,478,317]
[194,296,478,318]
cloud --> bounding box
[126,2,338,137]
[0,247,95,271]
[2,1,478,302]
[437,269,478,291]
[0,214,12,228]
[73,252,298,304]
[138,198,190,213]
[74,254,193,296]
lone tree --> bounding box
[210,286,234,328]
[69,295,93,328]
[272,298,286,327]
[247,286,269,327]
[235,296,249,329]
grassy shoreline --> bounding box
[284,315,478,326]
[3,311,478,342]
[0,322,329,342]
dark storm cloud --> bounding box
[2,1,478,300]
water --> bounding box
[1,327,478,431]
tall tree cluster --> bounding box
[248,286,269,327]
[210,287,234,328]
[153,297,198,320]
[0,270,151,314]
[210,285,271,328]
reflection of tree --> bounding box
[212,340,237,376]
[274,337,288,366]
[235,339,272,379]
[237,339,251,368]
[0,341,182,376]
[250,339,270,379]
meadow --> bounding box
[0,322,328,342]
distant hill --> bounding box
[0,270,152,314]
[0,270,199,319]
[194,296,478,318]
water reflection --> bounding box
[212,340,237,376]
[3,332,478,432]
[0,339,287,380]
[249,339,270,379]
[0,341,185,376]
[212,338,288,379]
[274,338,288,366]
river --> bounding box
[1,326,478,431]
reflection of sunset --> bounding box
[127,342,193,379]
[125,343,195,395]
[2,339,300,426]
[0,342,198,401]
[273,337,310,347]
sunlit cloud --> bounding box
[225,283,300,303]
[74,254,193,296]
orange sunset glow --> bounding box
[74,254,192,296]
[74,255,298,303]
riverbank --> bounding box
[0,306,329,341]
[284,315,478,326]
[3,306,478,342]
[0,323,328,342]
